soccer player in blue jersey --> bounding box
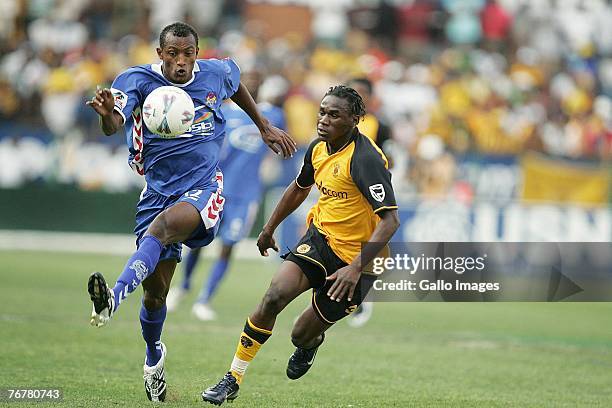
[84,22,295,402]
[166,70,287,321]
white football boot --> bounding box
[143,342,168,402]
[88,272,115,327]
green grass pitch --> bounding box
[1,250,612,407]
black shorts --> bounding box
[282,223,375,324]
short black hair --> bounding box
[324,85,366,120]
[159,22,199,49]
[347,77,373,95]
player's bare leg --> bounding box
[202,261,311,405]
[146,201,203,245]
[142,259,176,310]
[286,306,332,379]
[250,260,311,329]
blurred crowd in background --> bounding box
[0,0,611,205]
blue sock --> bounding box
[196,258,229,304]
[181,248,201,291]
[112,235,163,311]
[140,302,166,366]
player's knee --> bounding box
[147,212,169,243]
[143,290,166,311]
[148,211,180,244]
[290,324,308,347]
[291,325,321,348]
[260,286,287,316]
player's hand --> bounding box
[257,228,279,257]
[86,86,115,117]
[260,124,297,159]
[326,264,361,302]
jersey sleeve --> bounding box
[295,139,319,189]
[110,69,141,124]
[350,139,398,214]
[220,58,241,99]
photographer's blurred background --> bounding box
[0,0,610,242]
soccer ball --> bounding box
[142,86,195,138]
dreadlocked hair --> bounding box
[159,22,199,49]
[324,85,366,120]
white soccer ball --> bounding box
[142,86,195,138]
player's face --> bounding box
[156,33,198,84]
[317,95,357,143]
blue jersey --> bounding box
[219,102,286,200]
[110,58,241,196]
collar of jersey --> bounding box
[151,61,200,87]
[325,128,358,156]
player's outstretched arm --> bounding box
[230,82,296,158]
[257,181,311,257]
[326,209,400,302]
[85,86,123,136]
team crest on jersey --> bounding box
[297,244,311,254]
[369,184,385,202]
[205,91,217,108]
[332,162,341,177]
[111,88,128,110]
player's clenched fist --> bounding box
[256,229,279,257]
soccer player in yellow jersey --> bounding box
[202,85,400,405]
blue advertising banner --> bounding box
[267,189,611,254]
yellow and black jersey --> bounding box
[295,128,398,264]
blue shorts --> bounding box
[134,173,225,262]
[218,197,259,245]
